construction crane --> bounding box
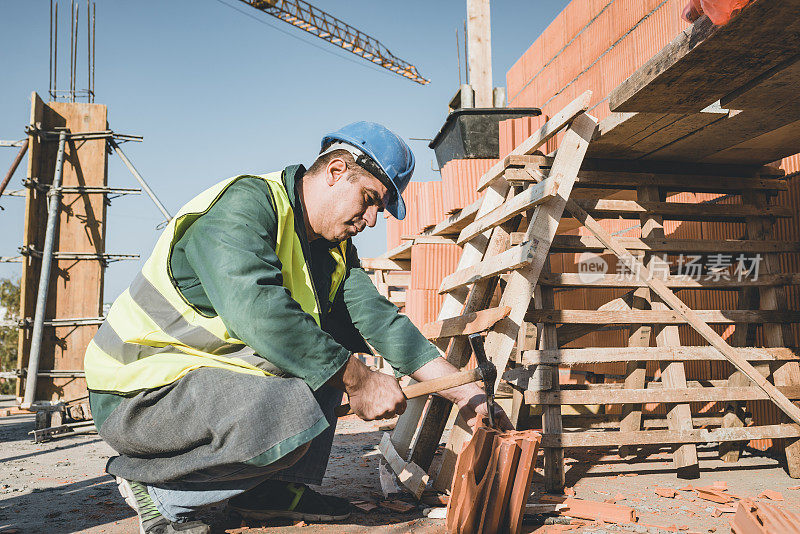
[238,0,430,85]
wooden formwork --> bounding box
[377,92,800,499]
[16,93,108,404]
[513,157,800,485]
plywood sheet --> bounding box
[609,0,800,113]
[17,93,108,402]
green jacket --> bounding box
[89,165,439,425]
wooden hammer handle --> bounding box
[335,367,483,417]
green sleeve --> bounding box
[339,244,440,377]
[177,178,350,390]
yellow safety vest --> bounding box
[84,172,347,394]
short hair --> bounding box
[307,149,366,183]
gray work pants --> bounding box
[96,368,343,522]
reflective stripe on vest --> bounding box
[84,172,348,394]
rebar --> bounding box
[22,129,68,407]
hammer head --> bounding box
[468,333,497,428]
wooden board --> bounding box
[540,424,800,448]
[525,309,800,324]
[418,306,511,340]
[587,110,727,160]
[503,168,789,194]
[538,272,800,289]
[520,346,799,366]
[722,55,800,111]
[571,198,792,221]
[525,386,800,406]
[17,94,108,403]
[609,0,800,113]
[643,106,800,164]
[547,235,800,254]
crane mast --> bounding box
[239,0,430,85]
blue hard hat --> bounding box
[321,121,415,220]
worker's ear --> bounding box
[325,157,348,186]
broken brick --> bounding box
[757,489,783,501]
[655,487,678,498]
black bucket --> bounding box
[428,108,542,168]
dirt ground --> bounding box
[1,396,799,534]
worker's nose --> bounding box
[364,205,378,227]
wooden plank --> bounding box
[561,197,800,427]
[644,106,800,164]
[722,55,800,111]
[378,432,428,499]
[609,0,800,113]
[639,183,697,475]
[619,284,651,458]
[418,306,511,340]
[429,196,482,237]
[503,167,789,193]
[587,110,727,159]
[16,92,46,397]
[457,176,560,245]
[381,240,413,260]
[702,115,800,165]
[571,198,792,221]
[466,0,492,107]
[547,235,800,254]
[359,257,410,271]
[537,277,565,493]
[525,386,800,406]
[18,96,109,403]
[438,241,537,294]
[540,424,800,448]
[476,91,592,192]
[526,309,800,325]
[539,272,800,289]
[520,347,799,366]
[401,235,459,245]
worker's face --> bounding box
[323,158,389,242]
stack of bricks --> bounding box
[445,421,541,534]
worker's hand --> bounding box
[340,356,406,420]
[455,385,515,431]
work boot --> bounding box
[228,479,351,522]
[116,477,211,534]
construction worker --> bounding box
[84,121,513,534]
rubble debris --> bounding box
[655,487,678,498]
[757,489,784,501]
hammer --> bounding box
[335,333,497,421]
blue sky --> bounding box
[0,0,568,302]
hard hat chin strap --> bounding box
[319,141,396,201]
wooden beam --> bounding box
[476,91,592,192]
[562,197,800,426]
[520,346,799,366]
[466,0,492,107]
[540,424,800,448]
[526,386,800,406]
[359,257,410,271]
[526,309,800,325]
[570,198,792,221]
[546,236,800,254]
[503,167,789,194]
[538,272,800,289]
[429,196,483,237]
[609,0,800,113]
[419,306,511,340]
[457,176,559,245]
